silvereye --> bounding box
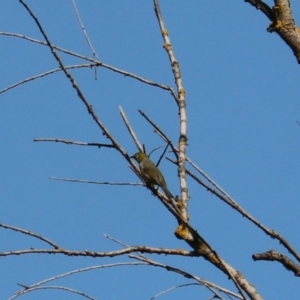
[131,151,173,199]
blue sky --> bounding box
[1,1,300,299]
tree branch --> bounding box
[253,250,300,276]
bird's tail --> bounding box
[162,185,174,200]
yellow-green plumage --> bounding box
[131,152,173,199]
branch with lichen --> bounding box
[245,0,300,63]
[153,0,189,224]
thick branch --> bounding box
[0,246,197,258]
[153,0,189,223]
[253,250,300,276]
[246,0,300,63]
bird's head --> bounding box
[130,151,148,163]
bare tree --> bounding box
[1,1,300,299]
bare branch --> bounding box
[71,0,99,60]
[104,234,148,259]
[12,262,146,299]
[71,0,99,79]
[244,0,273,20]
[49,177,143,186]
[245,0,300,63]
[0,223,61,249]
[10,286,95,300]
[155,142,170,168]
[119,105,143,151]
[131,255,243,300]
[150,283,202,300]
[186,157,232,200]
[138,109,178,159]
[0,64,96,95]
[148,145,166,158]
[34,138,115,148]
[153,0,189,223]
[253,250,300,277]
[0,246,197,258]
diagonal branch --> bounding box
[12,262,146,299]
[71,0,99,79]
[119,105,143,151]
[130,254,244,300]
[71,0,99,61]
[0,223,61,249]
[138,109,178,160]
[0,64,96,95]
[244,0,273,20]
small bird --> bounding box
[131,151,174,199]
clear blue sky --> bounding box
[1,1,300,299]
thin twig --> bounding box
[131,255,242,300]
[103,234,131,249]
[148,145,165,158]
[12,262,146,299]
[49,177,143,186]
[10,286,95,300]
[0,64,96,95]
[150,283,202,300]
[186,156,233,200]
[71,0,99,60]
[119,105,143,151]
[104,234,147,259]
[71,0,99,79]
[0,223,60,249]
[34,138,115,148]
[155,142,170,168]
[138,109,178,159]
